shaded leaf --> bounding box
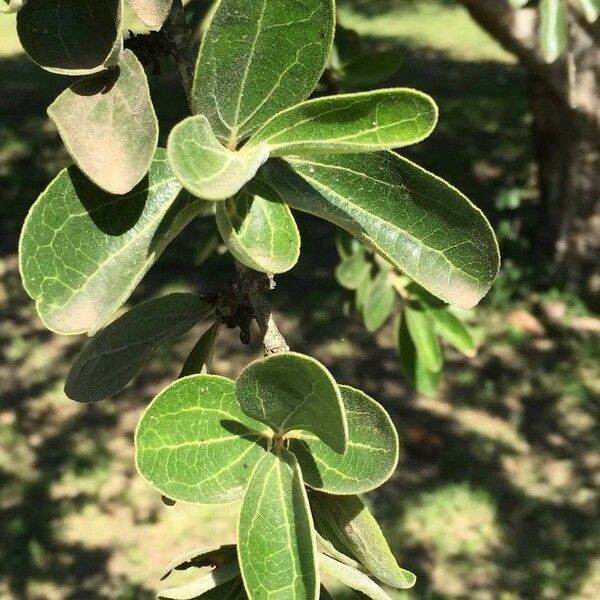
[404,304,443,372]
[336,256,371,291]
[248,90,437,156]
[159,563,240,599]
[428,307,476,357]
[48,50,158,195]
[236,352,347,454]
[192,0,335,146]
[130,0,173,28]
[238,449,318,600]
[19,149,202,335]
[336,230,363,261]
[168,115,269,201]
[179,321,222,377]
[540,0,568,62]
[290,386,398,494]
[362,271,395,333]
[319,555,391,600]
[65,293,214,403]
[17,0,122,75]
[161,545,237,580]
[135,375,268,503]
[264,154,499,309]
[216,180,300,274]
[339,50,402,91]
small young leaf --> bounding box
[238,449,318,600]
[161,544,237,580]
[158,563,240,600]
[290,386,398,494]
[318,554,392,600]
[215,180,301,274]
[179,321,222,378]
[362,271,395,333]
[247,90,437,156]
[168,115,269,201]
[428,308,476,357]
[17,0,122,75]
[65,293,214,403]
[310,493,416,590]
[336,230,363,261]
[130,0,173,28]
[396,314,441,396]
[540,0,568,63]
[48,50,159,195]
[336,256,371,291]
[236,352,347,454]
[135,375,268,504]
[19,150,202,335]
[192,0,335,146]
[404,304,443,372]
[264,153,500,309]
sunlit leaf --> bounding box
[48,50,158,195]
[135,375,268,504]
[161,544,237,580]
[540,0,568,62]
[1,0,27,14]
[130,0,173,28]
[179,321,222,377]
[236,352,347,454]
[577,0,600,22]
[362,270,395,333]
[290,386,398,494]
[428,307,476,357]
[158,563,240,600]
[238,449,318,600]
[65,293,214,403]
[319,554,391,600]
[404,304,443,372]
[192,0,335,146]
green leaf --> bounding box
[179,321,222,377]
[1,0,26,14]
[578,0,600,22]
[508,0,529,7]
[161,545,238,580]
[428,307,476,357]
[48,50,158,195]
[264,153,499,309]
[168,115,269,201]
[290,385,398,494]
[135,375,268,504]
[336,230,363,261]
[540,0,568,63]
[248,90,437,156]
[65,293,214,403]
[130,0,173,28]
[215,180,301,274]
[17,0,122,75]
[319,555,391,600]
[236,352,347,454]
[238,449,318,600]
[159,563,240,600]
[336,256,371,291]
[19,150,202,335]
[310,493,416,590]
[191,0,335,146]
[395,314,441,396]
[362,271,395,333]
[404,304,443,372]
[339,50,403,91]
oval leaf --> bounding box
[19,150,201,335]
[319,555,391,600]
[248,89,437,156]
[65,294,213,403]
[404,304,443,372]
[159,563,240,600]
[17,0,122,75]
[238,449,318,600]
[264,153,499,309]
[428,307,475,357]
[290,386,398,494]
[161,544,237,580]
[48,50,159,195]
[216,181,300,274]
[191,0,335,145]
[336,256,370,291]
[362,271,395,333]
[236,352,347,454]
[310,493,416,590]
[130,0,173,28]
[135,375,268,504]
[168,115,269,201]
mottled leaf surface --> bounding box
[264,154,499,309]
[19,150,200,335]
[65,294,213,403]
[48,50,158,195]
[248,90,437,156]
[192,0,335,145]
[135,375,268,503]
[130,0,173,28]
[238,450,318,600]
[236,353,347,454]
[291,386,398,494]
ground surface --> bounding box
[1,1,599,599]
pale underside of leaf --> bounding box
[19,149,202,335]
[248,89,437,156]
[48,49,159,195]
[65,293,214,403]
[236,352,348,454]
[136,375,268,504]
[263,153,499,309]
[158,563,240,600]
[168,115,269,201]
[238,449,319,600]
[161,544,237,580]
[192,0,335,146]
[290,386,398,495]
[215,180,300,274]
[130,0,173,28]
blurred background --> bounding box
[1,0,599,598]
